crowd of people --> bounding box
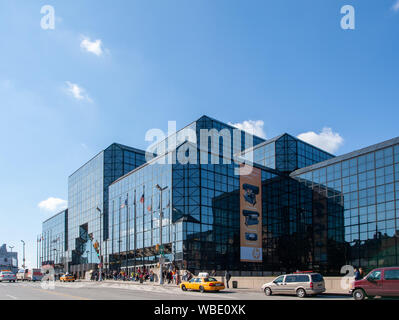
[77,267,233,288]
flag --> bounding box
[140,194,144,203]
[147,204,152,212]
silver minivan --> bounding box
[261,273,326,298]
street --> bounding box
[0,281,352,300]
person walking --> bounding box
[358,268,365,280]
[225,270,231,288]
[354,267,361,281]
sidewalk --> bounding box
[78,279,350,296]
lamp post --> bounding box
[21,240,25,269]
[53,248,58,278]
[96,207,103,281]
[155,184,168,285]
[8,245,14,271]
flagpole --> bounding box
[126,194,129,274]
[134,189,137,272]
[142,185,145,268]
[36,236,39,269]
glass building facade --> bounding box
[241,133,334,172]
[291,138,399,273]
[41,209,68,267]
[107,116,266,272]
[67,143,146,272]
[40,115,399,276]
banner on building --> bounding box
[240,165,262,262]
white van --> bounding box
[18,269,43,282]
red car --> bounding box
[350,267,399,300]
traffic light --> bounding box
[94,241,100,255]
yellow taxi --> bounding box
[60,274,75,282]
[180,276,225,293]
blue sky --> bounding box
[1,0,399,268]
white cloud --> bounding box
[65,81,92,102]
[228,120,266,139]
[393,0,399,11]
[297,127,343,154]
[80,36,104,56]
[38,197,67,213]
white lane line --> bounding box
[6,294,18,300]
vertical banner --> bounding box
[240,165,262,262]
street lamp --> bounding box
[21,240,25,269]
[8,246,14,270]
[53,249,58,278]
[96,206,103,281]
[155,184,168,285]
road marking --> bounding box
[28,287,92,300]
[6,295,18,300]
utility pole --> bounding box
[155,184,168,285]
[21,240,26,269]
[8,245,14,271]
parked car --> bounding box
[261,272,326,298]
[350,267,399,300]
[0,271,16,283]
[60,273,75,282]
[180,276,225,293]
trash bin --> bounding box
[232,281,238,289]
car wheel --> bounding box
[199,286,205,293]
[353,289,366,301]
[181,285,187,291]
[264,287,272,296]
[296,288,306,298]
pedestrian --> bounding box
[225,270,231,288]
[211,269,216,276]
[358,268,365,280]
[354,267,361,281]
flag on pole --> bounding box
[140,194,144,203]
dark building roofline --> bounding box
[110,139,284,187]
[291,136,399,176]
[42,209,68,225]
[240,133,335,158]
[147,115,267,156]
[68,143,146,178]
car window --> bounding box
[196,278,202,283]
[368,270,382,281]
[296,275,310,282]
[204,277,217,282]
[311,274,324,282]
[189,279,195,283]
[384,269,399,280]
[285,275,297,283]
[274,275,284,283]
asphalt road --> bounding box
[0,281,352,300]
